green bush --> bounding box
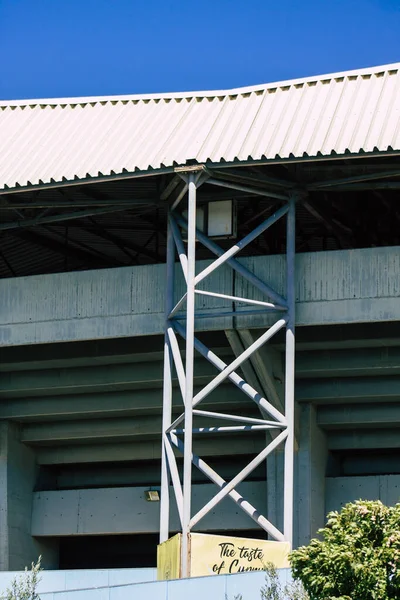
[259,563,308,600]
[231,562,308,600]
[290,500,400,600]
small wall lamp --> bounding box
[145,490,160,502]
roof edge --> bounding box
[1,61,399,107]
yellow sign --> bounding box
[157,533,181,580]
[157,532,290,580]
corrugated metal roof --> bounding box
[1,62,399,192]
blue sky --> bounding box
[1,0,399,100]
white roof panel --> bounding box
[0,62,399,192]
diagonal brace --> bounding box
[169,432,285,541]
[172,212,287,307]
[189,429,288,529]
[193,204,289,286]
[193,318,287,405]
[172,321,286,425]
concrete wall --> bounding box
[1,246,399,347]
[296,405,328,547]
[326,474,400,514]
[0,423,58,570]
[31,483,266,537]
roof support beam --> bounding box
[207,177,289,201]
[313,182,400,192]
[209,167,294,190]
[301,195,354,248]
[0,206,130,230]
[79,217,163,263]
[0,197,159,209]
[7,229,117,269]
[308,170,400,189]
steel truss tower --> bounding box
[160,168,296,577]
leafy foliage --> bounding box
[0,557,42,600]
[290,500,400,600]
[229,562,308,600]
[260,562,308,600]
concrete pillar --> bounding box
[266,448,284,537]
[0,422,58,570]
[295,404,328,547]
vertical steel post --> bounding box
[283,194,296,547]
[159,220,175,543]
[181,174,197,577]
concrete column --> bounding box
[0,422,58,570]
[266,448,284,538]
[295,404,328,547]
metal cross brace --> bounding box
[160,172,296,578]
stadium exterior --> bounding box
[0,61,400,571]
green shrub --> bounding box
[290,500,400,600]
[260,563,308,600]
[230,562,308,600]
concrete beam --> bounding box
[0,359,216,398]
[296,376,400,404]
[0,384,248,421]
[328,428,400,450]
[0,338,232,372]
[325,475,400,515]
[31,482,267,536]
[21,411,260,445]
[36,435,266,465]
[53,457,263,489]
[22,416,163,444]
[273,322,400,351]
[318,403,400,429]
[1,246,400,347]
[296,347,400,378]
[296,404,328,546]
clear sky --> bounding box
[1,0,399,100]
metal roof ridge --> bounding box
[1,61,399,108]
